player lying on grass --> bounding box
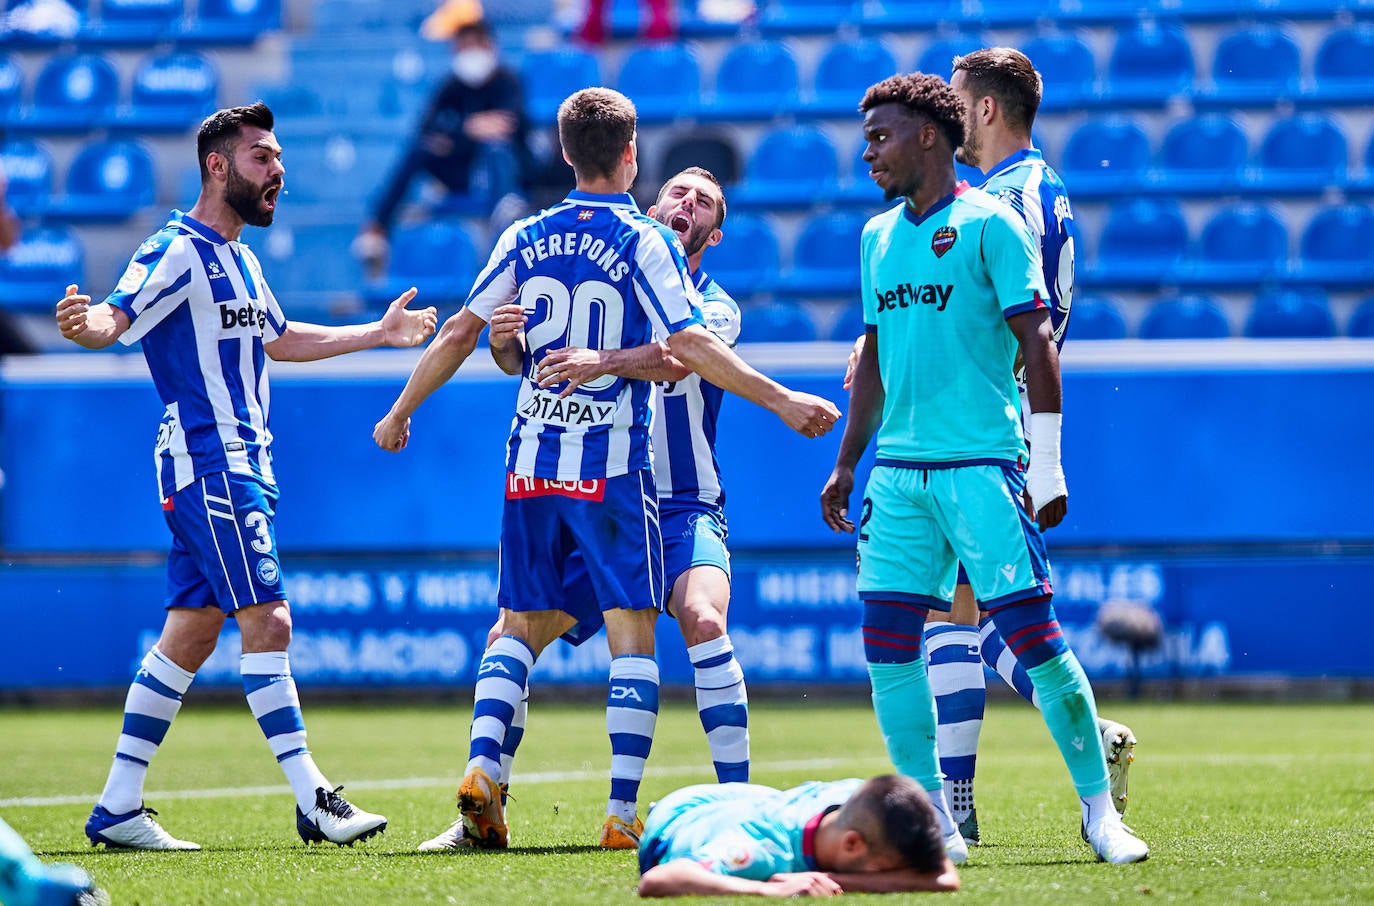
[636,775,960,897]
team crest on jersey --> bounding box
[578,209,595,221]
[931,226,958,258]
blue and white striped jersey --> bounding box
[107,211,286,501]
[652,269,739,506]
[980,148,1077,353]
[465,190,705,481]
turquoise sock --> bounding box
[867,659,943,793]
[0,816,45,906]
[1027,652,1111,797]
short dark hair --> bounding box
[197,102,274,182]
[557,88,637,182]
[951,47,1043,133]
[657,166,727,229]
[859,73,966,153]
[455,20,492,42]
[837,776,946,874]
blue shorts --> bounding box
[660,501,731,597]
[498,470,665,638]
[856,462,1052,610]
[162,471,287,613]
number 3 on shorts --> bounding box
[244,511,273,554]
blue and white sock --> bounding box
[607,654,659,822]
[498,685,529,790]
[980,615,1039,706]
[467,636,534,781]
[688,635,749,783]
[99,647,194,814]
[925,622,985,823]
[242,651,329,813]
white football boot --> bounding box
[1098,718,1138,815]
[85,805,200,851]
[1082,814,1149,864]
[296,786,387,846]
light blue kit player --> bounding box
[372,89,838,852]
[636,776,959,898]
[820,73,1149,865]
[467,167,754,837]
[55,103,436,851]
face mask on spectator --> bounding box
[452,49,498,86]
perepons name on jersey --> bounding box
[519,231,631,282]
[875,282,953,313]
[520,387,616,427]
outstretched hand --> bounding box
[778,391,840,438]
[379,287,437,347]
[761,872,843,897]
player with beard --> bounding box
[55,102,437,851]
[420,169,753,851]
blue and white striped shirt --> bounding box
[465,190,705,481]
[652,269,739,507]
[107,211,286,500]
[981,148,1077,354]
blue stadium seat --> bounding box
[48,139,156,222]
[1091,198,1188,285]
[1156,115,1248,194]
[1245,289,1336,338]
[617,44,699,123]
[740,301,817,342]
[1347,295,1374,338]
[1255,114,1349,193]
[1205,26,1300,105]
[707,40,800,120]
[365,219,476,308]
[1067,294,1127,340]
[916,33,991,77]
[761,0,861,35]
[1185,203,1288,286]
[776,213,865,296]
[829,301,868,342]
[0,56,23,127]
[730,126,838,209]
[0,0,85,47]
[1310,24,1374,105]
[21,53,119,133]
[1295,204,1374,287]
[252,83,325,119]
[1021,33,1096,111]
[1060,117,1151,195]
[0,225,84,310]
[522,48,600,124]
[1138,293,1231,339]
[288,133,398,218]
[0,138,53,217]
[698,213,778,295]
[250,220,363,302]
[809,39,896,117]
[1106,23,1194,105]
[82,0,181,44]
[178,0,282,45]
[121,52,218,133]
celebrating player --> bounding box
[374,88,838,851]
[636,775,960,897]
[819,73,1148,865]
[56,103,436,851]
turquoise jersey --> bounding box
[860,182,1049,466]
[639,779,862,880]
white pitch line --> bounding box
[0,757,887,809]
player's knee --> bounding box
[678,601,726,648]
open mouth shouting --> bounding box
[263,182,282,211]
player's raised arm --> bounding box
[821,328,883,533]
[373,307,487,452]
[1007,307,1066,530]
[666,324,838,438]
[55,284,130,349]
[265,288,436,362]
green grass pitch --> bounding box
[3,699,1373,904]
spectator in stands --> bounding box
[0,159,35,355]
[576,0,675,45]
[354,11,532,276]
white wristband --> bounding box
[1026,411,1067,512]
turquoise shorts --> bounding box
[855,461,1053,610]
